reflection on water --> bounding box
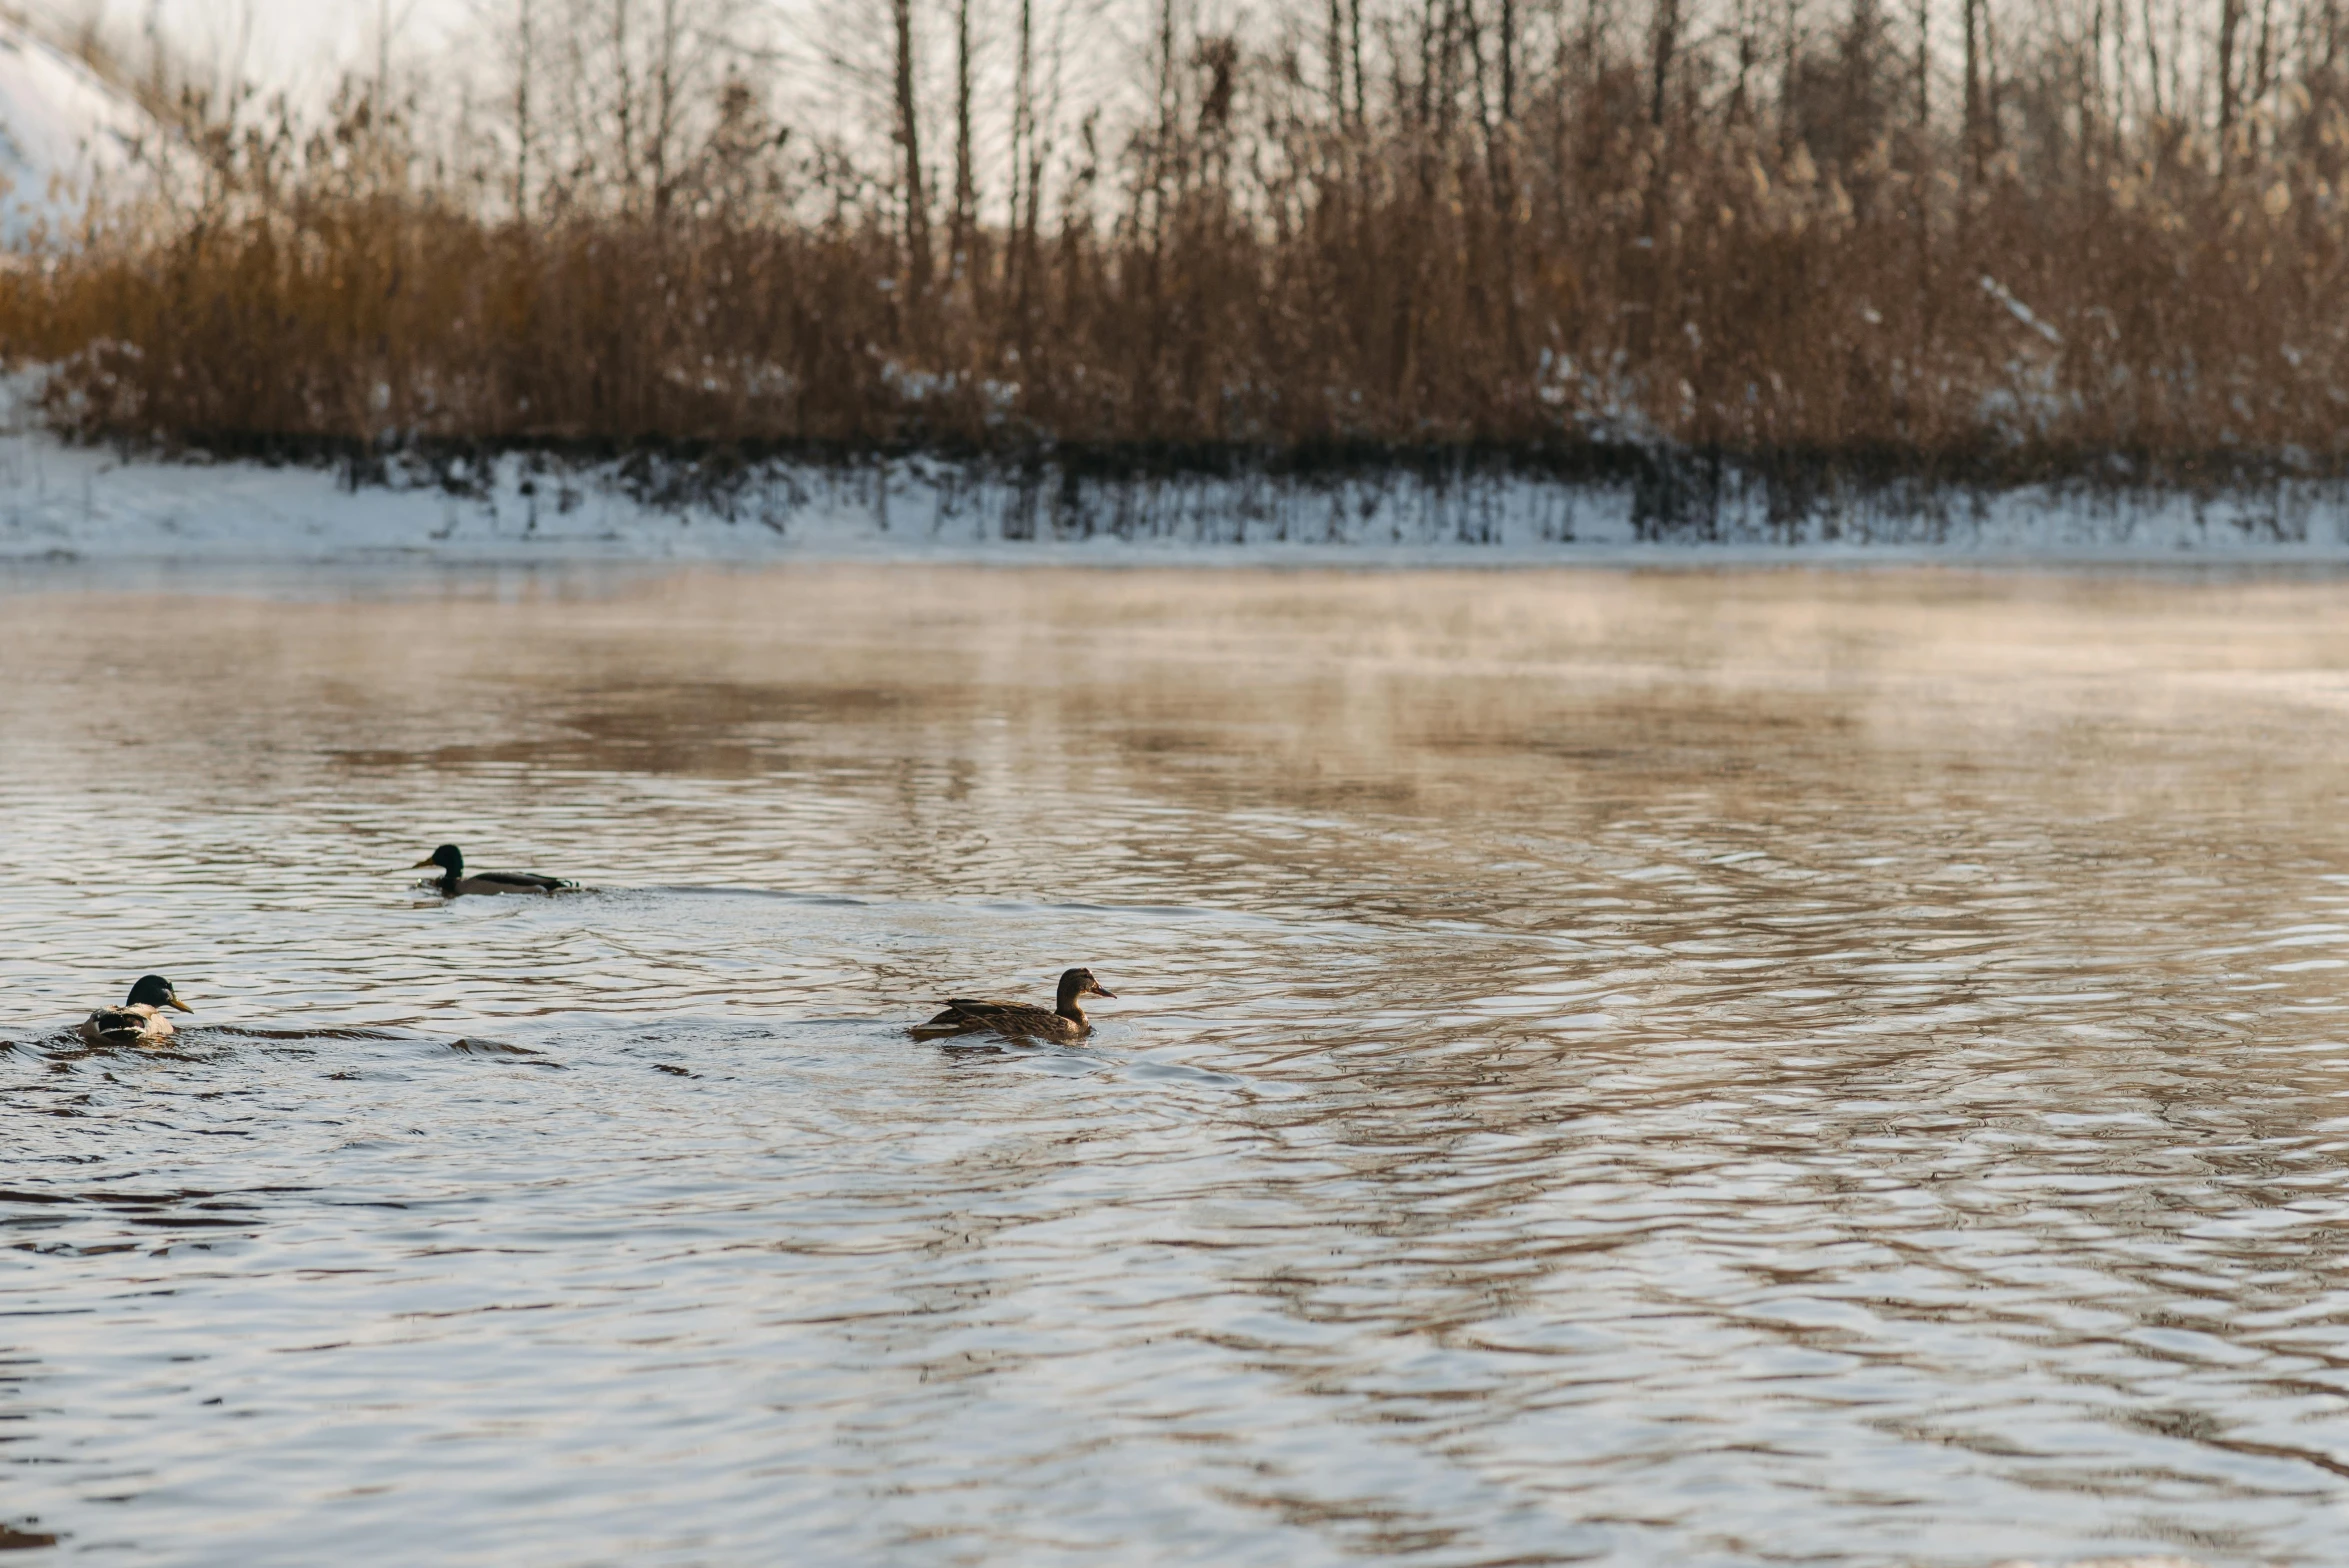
[7,564,2349,1566]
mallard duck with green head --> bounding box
[910,968,1118,1042]
[410,844,574,897]
[79,975,194,1047]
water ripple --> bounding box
[6,565,2349,1565]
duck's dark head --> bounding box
[1056,968,1116,1011]
[127,974,193,1013]
[412,844,464,876]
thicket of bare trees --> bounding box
[12,0,2349,475]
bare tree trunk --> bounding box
[1348,0,1365,124]
[1782,0,1801,153]
[1498,0,1516,120]
[1964,0,1985,178]
[2081,0,2099,181]
[512,0,535,214]
[1158,0,1179,198]
[953,0,974,278]
[1023,61,1047,265]
[1467,0,1492,136]
[1482,0,1523,371]
[2218,0,2243,164]
[650,0,678,214]
[1417,0,1436,131]
[893,0,931,300]
[613,0,638,202]
[2252,0,2276,141]
[1010,0,1034,296]
[1912,0,1933,353]
[1914,0,1929,142]
[1729,0,1755,124]
[1983,0,2002,159]
[1449,0,1467,126]
[1329,0,1348,119]
[1651,0,1679,126]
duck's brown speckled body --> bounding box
[79,975,193,1047]
[911,968,1118,1042]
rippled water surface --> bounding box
[10,563,2349,1566]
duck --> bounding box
[79,974,194,1047]
[910,967,1118,1042]
[410,844,573,897]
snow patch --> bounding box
[0,21,153,242]
[5,423,2349,568]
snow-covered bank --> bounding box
[0,22,151,241]
[7,424,2349,567]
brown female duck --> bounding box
[911,968,1118,1042]
[79,974,194,1047]
[410,844,573,897]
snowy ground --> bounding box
[6,417,2349,569]
[0,22,150,243]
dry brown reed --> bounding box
[8,8,2349,483]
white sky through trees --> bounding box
[54,0,475,96]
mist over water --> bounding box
[7,564,2349,1566]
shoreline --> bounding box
[9,427,2349,568]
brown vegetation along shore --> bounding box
[5,0,2347,492]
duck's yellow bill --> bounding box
[410,857,439,869]
[165,996,194,1013]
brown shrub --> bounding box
[6,29,2346,478]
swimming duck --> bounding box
[79,975,194,1047]
[910,968,1118,1042]
[410,844,572,897]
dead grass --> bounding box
[7,34,2348,481]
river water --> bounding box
[6,563,2349,1567]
